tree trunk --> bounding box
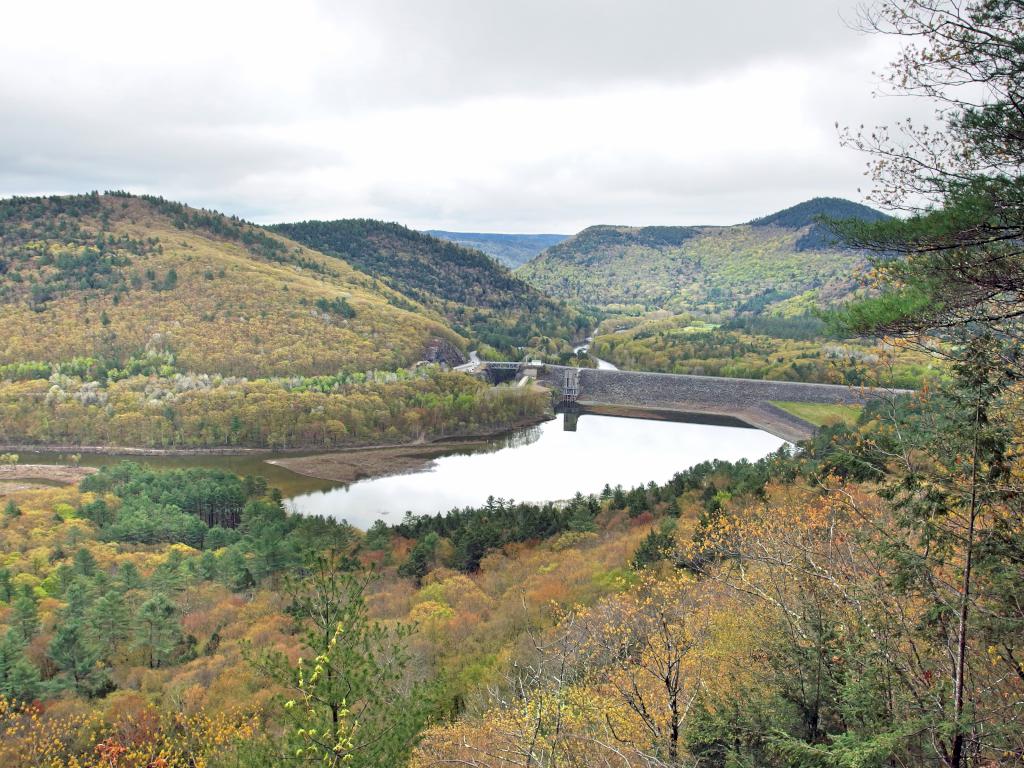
[950,404,981,768]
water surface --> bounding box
[286,413,785,528]
[19,413,787,530]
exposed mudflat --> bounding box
[268,439,498,484]
[0,463,98,494]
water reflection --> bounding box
[286,413,786,529]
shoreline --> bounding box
[269,438,501,485]
[0,413,552,459]
[0,412,554,486]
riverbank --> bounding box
[269,438,497,484]
[270,410,557,483]
[0,411,555,488]
[0,411,554,460]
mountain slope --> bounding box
[749,196,891,251]
[516,198,887,316]
[425,231,569,268]
[271,219,589,353]
[0,193,463,378]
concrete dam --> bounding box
[523,364,903,442]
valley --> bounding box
[2,4,1021,767]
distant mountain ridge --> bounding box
[425,230,569,268]
[272,219,587,352]
[516,197,887,316]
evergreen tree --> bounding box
[0,567,12,603]
[71,547,97,578]
[0,630,39,703]
[134,594,180,669]
[832,0,1024,378]
[10,590,39,643]
[49,620,108,697]
[117,561,143,591]
[248,554,433,767]
[398,533,438,584]
[219,549,254,591]
[86,590,133,658]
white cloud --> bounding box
[0,1,928,232]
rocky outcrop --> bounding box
[422,338,466,368]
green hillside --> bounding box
[272,219,590,354]
[425,230,568,268]
[0,193,554,451]
[0,193,464,378]
[517,198,887,317]
[749,196,891,251]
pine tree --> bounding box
[10,591,39,643]
[49,620,104,696]
[0,630,39,703]
[134,594,180,669]
[248,553,433,767]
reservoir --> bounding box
[18,412,786,529]
[285,412,785,528]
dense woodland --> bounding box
[0,194,467,378]
[516,203,877,316]
[272,219,593,358]
[0,366,548,449]
[590,313,939,388]
[0,194,566,451]
[0,1,1022,766]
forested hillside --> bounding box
[425,231,568,268]
[749,195,890,250]
[0,194,550,451]
[272,219,591,356]
[0,193,462,377]
[590,313,938,388]
[517,197,886,316]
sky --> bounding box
[0,1,925,233]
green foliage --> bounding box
[750,196,890,251]
[632,520,677,569]
[0,366,548,450]
[0,192,467,379]
[0,631,40,703]
[518,201,879,315]
[314,296,356,318]
[828,4,1024,378]
[134,593,183,669]
[249,557,433,767]
[771,401,863,427]
[394,494,592,573]
[590,313,936,387]
[272,218,592,355]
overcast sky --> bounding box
[0,1,922,232]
